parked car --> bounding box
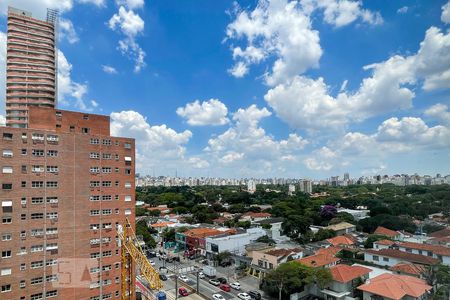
[172,256,180,262]
[149,260,155,266]
[219,260,232,267]
[217,277,227,284]
[159,274,168,281]
[248,291,261,300]
[219,284,231,292]
[230,282,241,290]
[200,259,209,265]
[238,293,252,300]
[212,294,225,300]
[178,275,189,283]
[208,279,220,286]
[198,272,205,279]
[178,287,189,297]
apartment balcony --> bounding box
[8,39,54,52]
[7,79,54,85]
[8,52,54,63]
[7,45,54,56]
[8,25,55,40]
[7,58,55,67]
[7,32,54,47]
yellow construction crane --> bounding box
[117,218,163,300]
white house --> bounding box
[397,241,450,266]
[364,249,440,267]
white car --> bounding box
[149,260,155,266]
[198,272,205,279]
[230,282,241,290]
[212,294,225,300]
[238,293,252,300]
[178,275,189,282]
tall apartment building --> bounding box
[6,7,57,128]
[299,179,312,194]
[0,106,135,299]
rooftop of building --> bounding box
[330,264,371,283]
[389,262,427,277]
[326,235,356,246]
[373,226,399,237]
[357,273,432,300]
[150,221,176,228]
[325,222,356,231]
[241,212,272,218]
[429,227,450,238]
[297,247,341,268]
[264,247,304,258]
[397,241,450,256]
[254,217,284,225]
[364,249,440,265]
[374,239,395,246]
[183,227,236,238]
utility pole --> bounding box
[196,270,200,294]
[175,274,178,300]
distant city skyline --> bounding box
[1,0,450,178]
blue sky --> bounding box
[1,0,450,179]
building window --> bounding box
[21,181,26,188]
[115,195,119,200]
[124,195,132,202]
[1,268,12,276]
[20,263,26,271]
[31,181,44,188]
[383,257,389,262]
[102,139,111,145]
[47,135,59,143]
[32,149,44,157]
[31,261,44,269]
[90,167,100,173]
[47,150,58,157]
[70,126,75,132]
[31,133,44,142]
[90,210,100,216]
[2,133,13,140]
[46,290,58,298]
[20,214,26,220]
[21,149,27,155]
[124,142,132,149]
[46,166,58,173]
[46,197,58,204]
[102,181,112,187]
[90,181,100,187]
[90,152,100,159]
[102,195,112,201]
[125,169,131,175]
[1,250,12,258]
[32,165,44,173]
[115,181,119,187]
[102,209,112,215]
[90,196,100,201]
[82,128,90,134]
[125,209,132,215]
[2,150,13,157]
[372,255,379,261]
[31,213,44,219]
[90,138,99,145]
[2,217,12,224]
[102,153,112,159]
[102,167,112,173]
[21,165,27,173]
[115,167,119,173]
[46,212,58,219]
[46,181,58,188]
[2,183,12,190]
[90,224,100,230]
[32,197,44,204]
[125,182,132,188]
[31,245,44,253]
[2,166,13,174]
[1,233,11,241]
[1,284,11,293]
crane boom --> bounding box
[118,218,163,300]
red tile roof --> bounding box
[330,264,371,283]
[326,235,355,246]
[389,262,427,277]
[398,241,450,256]
[242,212,272,218]
[297,247,341,268]
[150,221,175,228]
[429,227,450,238]
[374,239,395,246]
[184,228,235,238]
[357,273,432,300]
[365,249,440,265]
[374,226,399,237]
[265,248,303,258]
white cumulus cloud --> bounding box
[110,110,193,171]
[102,65,118,74]
[424,103,450,126]
[78,0,106,7]
[109,6,146,72]
[265,26,450,131]
[59,18,79,44]
[176,99,229,126]
[116,0,144,10]
[442,1,450,24]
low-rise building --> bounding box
[373,239,395,250]
[374,226,402,240]
[326,235,356,248]
[255,217,285,241]
[297,247,341,268]
[249,247,304,278]
[389,262,428,279]
[364,249,440,267]
[205,227,266,259]
[337,208,370,221]
[240,212,272,222]
[176,227,236,257]
[357,273,432,300]
[320,264,371,300]
[397,241,450,266]
[325,222,356,236]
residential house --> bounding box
[325,222,356,236]
[320,265,371,300]
[396,241,450,266]
[249,247,304,278]
[240,212,272,222]
[255,217,285,241]
[357,273,432,300]
[297,247,341,268]
[374,226,401,240]
[389,262,428,280]
[326,235,356,248]
[373,239,395,250]
[150,221,176,234]
[364,249,440,267]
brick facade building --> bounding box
[0,106,135,300]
